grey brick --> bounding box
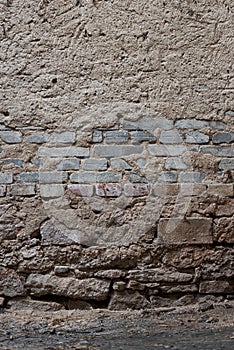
[160,130,183,144]
[10,184,35,196]
[0,173,13,184]
[38,147,89,158]
[40,184,65,198]
[201,145,234,157]
[213,132,234,144]
[106,131,128,144]
[158,172,177,183]
[175,119,209,129]
[16,172,39,183]
[136,158,147,168]
[0,124,10,130]
[70,172,122,183]
[3,158,24,167]
[123,118,173,131]
[179,172,206,183]
[225,110,234,117]
[186,131,209,144]
[0,131,22,144]
[51,131,76,144]
[27,133,50,144]
[129,172,148,183]
[209,121,228,130]
[83,158,107,171]
[93,145,143,157]
[30,158,44,168]
[131,131,156,144]
[39,172,67,184]
[148,145,187,156]
[92,130,103,143]
[57,158,80,170]
[111,158,132,170]
[165,157,187,170]
[0,185,6,197]
[219,159,234,170]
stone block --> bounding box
[123,117,173,131]
[224,110,234,117]
[68,184,94,197]
[110,158,132,170]
[10,184,35,196]
[51,131,76,144]
[92,130,103,143]
[128,268,193,283]
[38,146,89,158]
[131,131,156,144]
[106,131,129,143]
[27,133,50,144]
[179,172,205,183]
[160,130,183,144]
[0,131,22,143]
[158,171,177,182]
[124,183,150,197]
[180,183,206,196]
[108,291,150,310]
[129,172,148,183]
[157,218,213,244]
[214,217,234,243]
[96,183,122,197]
[0,268,24,297]
[0,173,13,184]
[165,157,187,170]
[219,159,234,170]
[39,172,67,183]
[70,171,122,183]
[201,145,234,157]
[199,281,234,294]
[213,132,234,144]
[40,184,65,198]
[83,158,107,171]
[209,121,228,130]
[0,185,6,197]
[57,158,80,170]
[93,145,143,157]
[175,119,209,129]
[148,145,187,156]
[207,184,233,197]
[186,131,209,144]
[215,199,234,217]
[3,158,24,167]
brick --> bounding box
[39,172,67,184]
[31,158,43,168]
[153,184,179,197]
[207,184,233,197]
[215,199,234,217]
[179,172,205,183]
[111,158,132,170]
[83,158,107,171]
[106,131,128,143]
[160,131,183,144]
[96,183,122,197]
[147,145,187,156]
[51,131,76,144]
[10,184,35,196]
[0,173,13,184]
[157,218,212,244]
[0,124,10,130]
[0,131,22,144]
[225,110,234,117]
[124,183,150,197]
[38,146,89,158]
[123,117,173,131]
[68,184,94,197]
[40,184,65,198]
[213,132,234,144]
[27,133,50,144]
[70,171,122,183]
[129,172,148,183]
[0,185,6,197]
[180,183,206,196]
[3,158,24,167]
[16,172,39,183]
[165,157,187,170]
[219,159,234,170]
[201,145,234,157]
[57,158,80,170]
[186,131,209,144]
[131,131,156,144]
[93,145,143,157]
[158,171,177,182]
[209,121,227,130]
[199,281,233,294]
[92,130,102,143]
[175,119,209,129]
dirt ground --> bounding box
[0,299,234,350]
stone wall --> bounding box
[0,0,233,310]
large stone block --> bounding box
[199,281,234,294]
[0,173,13,184]
[70,171,122,183]
[10,184,35,196]
[201,145,234,157]
[105,131,129,143]
[160,130,183,144]
[93,145,143,157]
[38,146,89,158]
[123,117,173,131]
[148,145,187,156]
[0,131,22,143]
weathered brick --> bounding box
[186,131,209,144]
[213,132,234,144]
[148,145,187,156]
[209,121,228,130]
[219,159,234,170]
[180,183,206,196]
[153,184,179,197]
[160,131,183,144]
[57,158,80,170]
[0,131,22,144]
[201,145,234,157]
[175,119,209,129]
[106,131,128,144]
[10,184,35,196]
[131,131,156,144]
[92,130,103,143]
[40,184,65,198]
[93,145,143,157]
[215,199,234,217]
[157,218,212,244]
[0,173,13,184]
[0,185,6,197]
[165,157,187,170]
[124,183,150,197]
[158,172,177,182]
[3,158,24,167]
[51,131,76,144]
[199,281,234,294]
[68,184,94,197]
[179,172,205,183]
[129,172,148,183]
[27,133,50,144]
[96,183,122,197]
[70,171,122,183]
[16,172,39,183]
[111,158,132,170]
[39,172,67,184]
[38,146,89,158]
[123,118,173,131]
[225,110,234,117]
[83,158,107,171]
[207,184,233,197]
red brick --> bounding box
[68,184,94,197]
[124,183,150,197]
[95,183,121,197]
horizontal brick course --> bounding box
[93,145,143,157]
[38,147,89,158]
